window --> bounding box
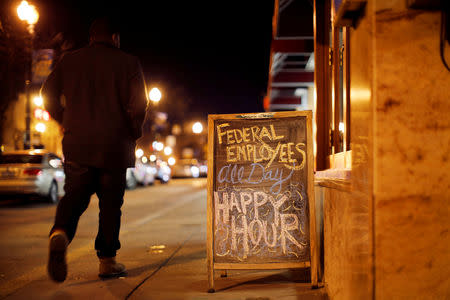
[331,26,350,155]
[314,0,351,171]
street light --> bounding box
[163,146,172,156]
[17,0,39,149]
[149,87,162,103]
[17,1,39,33]
[33,96,43,106]
[35,122,45,133]
[135,148,144,158]
[192,122,203,134]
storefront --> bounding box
[266,0,450,299]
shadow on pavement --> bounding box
[215,269,311,292]
[49,290,74,300]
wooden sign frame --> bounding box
[206,111,318,292]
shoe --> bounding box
[98,257,127,278]
[48,230,68,282]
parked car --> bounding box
[126,161,156,189]
[171,158,201,178]
[0,150,65,203]
[154,160,171,183]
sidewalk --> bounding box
[127,240,328,300]
[5,232,328,300]
[1,182,328,300]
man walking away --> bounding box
[41,17,149,282]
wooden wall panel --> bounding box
[322,186,372,300]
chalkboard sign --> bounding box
[206,111,317,292]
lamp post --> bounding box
[17,0,39,149]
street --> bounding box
[0,178,327,300]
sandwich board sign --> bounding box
[206,111,318,292]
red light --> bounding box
[34,108,51,121]
[23,168,42,176]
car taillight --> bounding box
[23,168,42,176]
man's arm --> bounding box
[40,62,64,124]
[127,58,151,140]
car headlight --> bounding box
[190,166,200,177]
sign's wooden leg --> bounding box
[207,261,215,293]
[220,270,227,278]
[311,265,318,289]
[310,241,319,289]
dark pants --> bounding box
[50,161,126,258]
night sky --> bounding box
[34,0,275,119]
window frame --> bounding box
[329,6,351,170]
[315,0,351,171]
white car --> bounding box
[155,160,171,183]
[0,150,65,203]
[126,161,156,189]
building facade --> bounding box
[267,0,450,299]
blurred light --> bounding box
[192,122,203,134]
[149,87,162,103]
[149,166,157,175]
[145,166,153,174]
[164,146,172,156]
[168,157,176,166]
[34,108,43,119]
[49,159,60,168]
[294,88,307,97]
[135,148,144,158]
[165,135,176,147]
[34,108,50,121]
[150,154,157,162]
[155,112,167,123]
[141,156,148,163]
[17,1,39,25]
[172,124,182,135]
[155,142,164,152]
[35,122,45,133]
[339,122,345,133]
[33,96,43,106]
[42,110,50,121]
[191,166,200,178]
[351,88,371,104]
[23,168,42,176]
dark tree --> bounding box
[0,10,28,145]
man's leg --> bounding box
[48,161,96,282]
[95,168,127,277]
[50,161,96,240]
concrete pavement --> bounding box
[0,178,328,300]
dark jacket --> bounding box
[41,42,149,169]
